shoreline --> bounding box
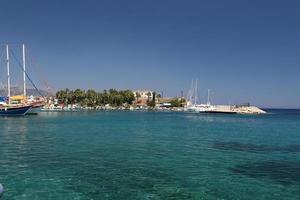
[39,105,266,114]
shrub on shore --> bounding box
[56,88,135,107]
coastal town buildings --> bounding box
[133,90,155,106]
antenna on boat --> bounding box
[22,44,26,99]
[6,45,11,104]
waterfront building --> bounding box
[133,90,154,99]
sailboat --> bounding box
[0,44,32,116]
[185,80,214,112]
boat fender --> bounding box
[0,183,3,197]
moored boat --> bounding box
[0,105,32,116]
[26,98,45,114]
[0,44,38,116]
[185,80,214,112]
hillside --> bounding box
[0,87,52,97]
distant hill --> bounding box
[0,87,53,97]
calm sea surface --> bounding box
[0,110,300,200]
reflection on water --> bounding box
[2,116,29,133]
[2,117,29,150]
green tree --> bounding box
[56,88,69,104]
[170,98,186,107]
[135,92,141,103]
[146,92,152,102]
[86,89,97,107]
[56,88,136,107]
[170,99,180,107]
[147,91,156,107]
[74,89,85,104]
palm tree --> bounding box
[86,89,97,107]
[146,92,152,102]
[55,88,136,107]
[74,89,84,104]
[135,92,141,103]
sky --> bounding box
[0,0,299,108]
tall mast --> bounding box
[6,45,11,104]
[207,89,210,105]
[187,79,193,104]
[191,79,194,104]
[22,44,26,98]
[194,79,198,105]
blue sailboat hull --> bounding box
[0,105,32,116]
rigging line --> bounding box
[0,48,6,90]
[9,49,44,97]
[0,47,4,61]
[27,53,52,94]
[25,46,53,94]
[26,55,53,97]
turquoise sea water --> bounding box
[0,110,300,200]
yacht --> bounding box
[185,80,214,112]
[0,44,32,116]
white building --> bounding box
[133,90,154,100]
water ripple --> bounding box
[230,161,300,185]
[213,141,300,153]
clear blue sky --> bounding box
[0,0,299,108]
